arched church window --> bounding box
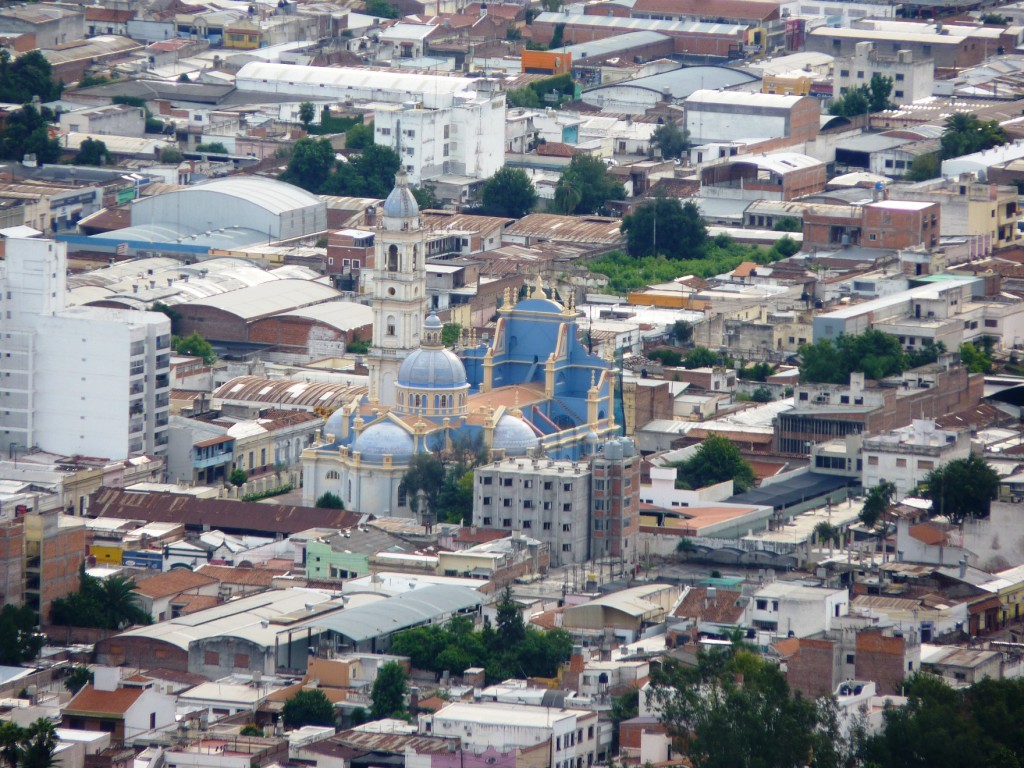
[326,470,340,480]
[386,315,396,336]
[387,244,399,271]
[412,245,418,269]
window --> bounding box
[868,456,879,465]
[523,520,532,528]
[150,713,157,729]
[756,599,768,610]
[918,460,933,470]
[846,654,855,664]
[524,480,533,488]
[503,518,512,527]
[503,499,512,507]
[563,523,571,532]
[543,522,551,530]
[205,651,220,665]
[894,90,904,98]
[985,319,998,328]
[563,483,572,491]
[895,73,904,81]
[544,481,553,490]
[100,721,117,733]
[896,458,907,468]
[483,516,492,525]
[799,392,808,401]
[856,70,864,79]
[482,497,492,505]
[562,543,571,552]
[482,476,493,485]
[234,653,249,668]
[503,478,513,486]
[563,503,572,511]
[839,69,849,77]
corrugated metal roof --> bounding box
[179,279,340,321]
[213,375,366,409]
[313,585,483,642]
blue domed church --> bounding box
[302,172,618,518]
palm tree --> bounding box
[553,179,581,215]
[98,576,149,629]
[19,720,56,768]
[0,722,24,768]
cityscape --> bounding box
[4,0,1024,766]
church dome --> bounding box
[353,421,415,463]
[324,409,345,441]
[382,169,419,220]
[493,414,539,457]
[398,347,468,389]
[515,297,563,314]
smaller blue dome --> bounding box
[399,347,468,389]
[324,409,345,441]
[515,297,563,314]
[424,313,443,332]
[493,414,539,457]
[353,421,415,463]
[382,170,419,220]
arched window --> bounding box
[387,244,399,271]
[326,470,340,480]
[386,315,396,336]
[412,245,418,269]
[435,395,440,409]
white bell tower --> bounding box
[367,170,427,405]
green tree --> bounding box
[959,340,993,373]
[399,453,446,523]
[18,720,57,768]
[621,198,708,260]
[867,73,896,112]
[0,50,61,103]
[609,690,639,752]
[922,454,1000,527]
[772,216,802,232]
[64,667,93,695]
[321,144,401,198]
[798,329,908,384]
[481,166,538,218]
[981,12,1010,24]
[751,385,773,403]
[364,0,399,17]
[50,568,149,629]
[829,86,869,117]
[438,469,474,524]
[173,331,216,364]
[0,605,43,666]
[370,661,409,720]
[75,138,110,166]
[905,152,940,181]
[941,113,1007,160]
[860,480,896,531]
[683,346,719,369]
[553,154,625,214]
[672,434,755,493]
[282,689,336,729]
[649,348,682,367]
[651,120,690,159]
[345,121,374,150]
[160,146,184,164]
[441,323,461,347]
[229,468,247,487]
[814,520,842,547]
[315,491,345,509]
[195,142,228,154]
[738,362,774,382]
[507,86,541,109]
[239,725,262,737]
[0,721,23,768]
[151,302,182,334]
[0,105,61,164]
[412,183,440,209]
[298,101,316,131]
[649,652,844,768]
[495,586,526,646]
[280,137,336,192]
[671,320,692,344]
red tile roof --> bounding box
[65,685,144,717]
[673,587,745,624]
[909,522,948,546]
[133,569,217,599]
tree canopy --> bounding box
[798,330,942,384]
[196,142,228,154]
[64,667,94,695]
[672,434,755,493]
[173,332,216,364]
[315,492,345,509]
[651,120,690,159]
[860,480,896,531]
[298,101,316,130]
[829,73,895,116]
[279,137,335,192]
[0,51,61,103]
[50,569,150,629]
[0,605,43,666]
[481,166,538,218]
[620,198,707,260]
[0,105,61,164]
[389,615,572,683]
[282,689,336,729]
[552,154,625,215]
[399,454,446,523]
[683,346,720,369]
[75,138,110,166]
[649,650,851,768]
[370,661,408,720]
[940,113,1007,159]
[922,454,1000,527]
[0,719,59,768]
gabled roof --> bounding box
[133,569,217,599]
[64,684,144,718]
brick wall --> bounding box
[41,524,85,621]
[248,316,371,356]
[854,630,908,695]
[177,307,248,343]
[95,636,189,672]
[0,520,24,606]
[784,638,838,698]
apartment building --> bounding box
[834,43,933,105]
[590,437,640,561]
[0,237,170,459]
[861,419,971,497]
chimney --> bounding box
[409,686,420,711]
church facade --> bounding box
[301,171,617,518]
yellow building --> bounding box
[763,73,812,96]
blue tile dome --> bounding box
[353,421,415,463]
[398,347,468,389]
[382,169,419,220]
[515,297,563,314]
[324,409,346,441]
[493,414,539,457]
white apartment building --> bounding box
[472,457,591,567]
[422,701,599,767]
[0,237,170,460]
[834,43,933,105]
[234,62,505,187]
[861,419,970,497]
[748,582,849,638]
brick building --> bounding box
[247,303,372,358]
[700,152,826,201]
[590,437,640,561]
[25,510,85,620]
[530,13,748,57]
[776,365,983,454]
[803,199,940,250]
